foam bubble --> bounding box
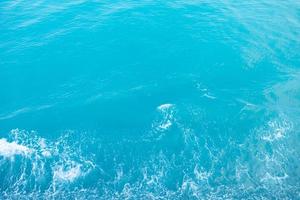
[158,120,172,130]
[193,165,211,181]
[0,138,32,157]
[54,164,82,182]
[153,104,175,133]
[157,103,173,111]
[261,118,292,141]
[39,138,52,157]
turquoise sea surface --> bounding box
[1,1,300,199]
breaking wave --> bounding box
[1,110,299,199]
[0,129,95,199]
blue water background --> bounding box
[0,1,300,199]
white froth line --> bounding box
[0,108,30,120]
[202,93,216,99]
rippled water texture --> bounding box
[1,1,300,199]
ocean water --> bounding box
[0,0,300,199]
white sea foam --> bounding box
[0,128,95,193]
[158,120,172,130]
[194,165,211,181]
[38,138,52,157]
[261,172,289,183]
[157,103,173,111]
[196,83,216,99]
[155,103,175,132]
[0,138,32,157]
[202,93,216,99]
[53,164,82,182]
[261,118,292,141]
